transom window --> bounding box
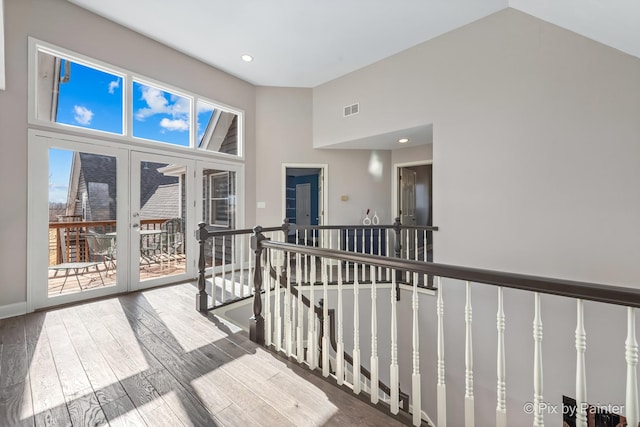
[31,40,243,158]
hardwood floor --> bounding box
[0,283,406,426]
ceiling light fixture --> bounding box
[398,138,409,144]
[241,54,254,62]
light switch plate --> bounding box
[257,201,266,209]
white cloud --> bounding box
[108,79,120,94]
[135,86,190,121]
[197,102,215,114]
[73,105,94,125]
[160,118,189,132]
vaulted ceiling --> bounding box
[68,0,640,88]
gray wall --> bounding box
[0,0,256,307]
[256,86,392,227]
[313,8,640,426]
[391,144,433,167]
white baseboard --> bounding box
[0,301,27,320]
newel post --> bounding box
[282,218,290,241]
[250,226,267,345]
[196,222,208,312]
[393,217,402,300]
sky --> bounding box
[49,57,215,204]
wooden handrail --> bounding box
[262,240,640,309]
[202,219,438,239]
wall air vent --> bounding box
[343,103,360,117]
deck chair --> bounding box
[86,232,116,276]
[161,218,184,260]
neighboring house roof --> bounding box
[140,182,180,219]
[65,153,180,221]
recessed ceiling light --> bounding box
[241,54,253,62]
[398,138,409,144]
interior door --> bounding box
[130,151,195,290]
[400,168,417,226]
[399,167,417,258]
[29,134,129,309]
[296,183,311,226]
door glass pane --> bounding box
[201,169,236,270]
[48,149,118,296]
[138,161,186,282]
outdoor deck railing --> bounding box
[48,219,166,265]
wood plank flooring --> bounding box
[0,283,405,426]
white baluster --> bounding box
[353,272,361,394]
[533,292,544,427]
[465,281,474,427]
[285,252,292,357]
[221,235,226,303]
[496,287,507,427]
[211,236,217,305]
[377,227,382,280]
[390,272,400,414]
[230,235,236,299]
[626,307,639,427]
[274,259,282,352]
[360,229,365,282]
[239,235,245,297]
[412,276,421,426]
[386,230,390,281]
[337,263,345,385]
[322,261,330,377]
[296,252,304,363]
[423,230,427,285]
[329,231,333,283]
[574,299,587,427]
[307,255,316,369]
[304,229,308,282]
[345,230,350,282]
[437,276,447,427]
[370,265,379,404]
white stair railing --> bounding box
[200,223,640,427]
[370,265,379,404]
[626,307,639,427]
[353,269,361,394]
[575,299,587,427]
[390,273,400,414]
[496,287,507,427]
[437,276,447,427]
[464,281,474,427]
[533,292,544,427]
[412,275,422,426]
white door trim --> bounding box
[281,163,329,226]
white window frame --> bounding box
[208,171,231,227]
[27,37,245,160]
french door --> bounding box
[29,134,130,309]
[129,151,195,290]
[29,131,243,309]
